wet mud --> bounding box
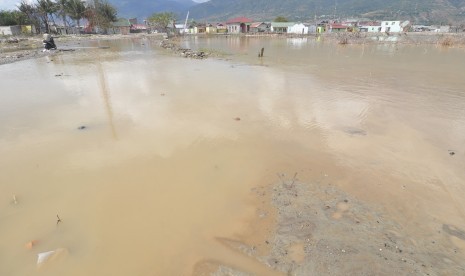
[199,174,465,275]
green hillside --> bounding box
[188,0,465,24]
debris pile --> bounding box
[160,40,209,59]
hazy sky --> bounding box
[0,0,20,10]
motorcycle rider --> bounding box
[43,33,57,51]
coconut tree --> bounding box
[83,0,117,34]
[65,0,85,32]
[36,0,58,33]
[96,0,117,31]
[56,0,69,33]
[18,1,41,32]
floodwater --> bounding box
[1,36,465,275]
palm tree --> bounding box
[66,0,85,33]
[97,0,117,30]
[36,0,59,33]
[18,1,42,32]
[56,0,69,33]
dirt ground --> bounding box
[193,173,465,276]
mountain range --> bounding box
[113,0,465,24]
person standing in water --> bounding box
[43,33,57,51]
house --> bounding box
[358,21,382,32]
[329,23,349,32]
[0,25,22,36]
[206,23,217,34]
[226,17,252,33]
[110,18,131,35]
[380,21,410,33]
[316,22,327,33]
[288,23,308,34]
[175,24,187,34]
[194,24,206,34]
[216,23,227,34]
[130,24,148,33]
[270,22,294,33]
[306,24,317,34]
[250,22,269,33]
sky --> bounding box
[0,0,22,10]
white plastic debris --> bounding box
[37,248,68,268]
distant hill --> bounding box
[187,0,465,24]
[109,0,195,20]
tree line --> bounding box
[0,0,117,34]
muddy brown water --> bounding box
[1,36,464,275]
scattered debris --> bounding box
[448,150,455,156]
[37,248,68,268]
[25,240,38,249]
[7,38,19,44]
[160,40,210,59]
[56,214,62,225]
[234,117,241,121]
[77,125,86,130]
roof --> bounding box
[251,22,266,28]
[358,21,381,26]
[271,22,295,28]
[131,24,147,30]
[330,24,349,29]
[226,17,253,24]
[112,18,131,27]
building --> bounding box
[250,22,269,33]
[226,17,252,33]
[380,21,410,33]
[270,22,294,33]
[0,25,22,36]
[329,23,349,32]
[206,23,217,34]
[130,24,148,33]
[288,23,308,34]
[110,18,131,35]
[216,23,227,34]
[194,24,206,34]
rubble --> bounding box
[160,40,209,59]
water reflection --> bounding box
[96,61,117,140]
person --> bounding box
[43,33,57,51]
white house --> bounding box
[270,22,294,33]
[359,25,382,32]
[288,23,308,34]
[0,25,21,36]
[380,21,410,33]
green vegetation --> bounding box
[0,0,117,34]
[148,12,176,32]
[189,0,465,24]
[274,16,288,22]
[0,9,30,25]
